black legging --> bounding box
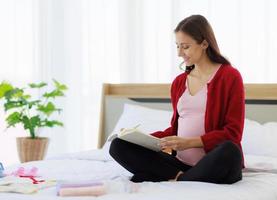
[109,138,242,184]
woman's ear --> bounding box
[201,40,209,49]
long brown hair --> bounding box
[175,15,230,72]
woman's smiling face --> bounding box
[175,31,207,66]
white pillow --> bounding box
[242,119,277,157]
[103,103,172,152]
[112,103,172,134]
[244,154,277,173]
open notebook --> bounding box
[108,125,161,152]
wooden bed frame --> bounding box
[98,83,277,148]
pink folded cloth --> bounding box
[9,167,38,177]
[58,185,106,196]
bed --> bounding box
[1,83,277,200]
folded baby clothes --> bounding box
[57,181,105,196]
[7,166,38,177]
[0,176,56,194]
[57,180,140,197]
[58,185,106,196]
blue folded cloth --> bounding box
[0,162,4,178]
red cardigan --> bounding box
[151,64,245,166]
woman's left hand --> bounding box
[159,136,192,151]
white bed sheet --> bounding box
[1,150,277,200]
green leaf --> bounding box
[22,116,36,138]
[6,112,22,127]
[42,80,67,98]
[4,97,31,111]
[23,94,31,99]
[4,88,24,100]
[37,102,61,116]
[28,100,41,109]
[29,82,47,88]
[4,101,20,111]
[0,82,13,98]
[53,79,68,91]
[21,115,40,129]
[44,120,63,127]
[22,116,32,130]
[30,115,41,127]
[43,90,64,98]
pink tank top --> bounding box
[176,67,220,166]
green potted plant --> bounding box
[0,79,67,162]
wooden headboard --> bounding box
[98,83,277,148]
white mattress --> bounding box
[1,149,277,200]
